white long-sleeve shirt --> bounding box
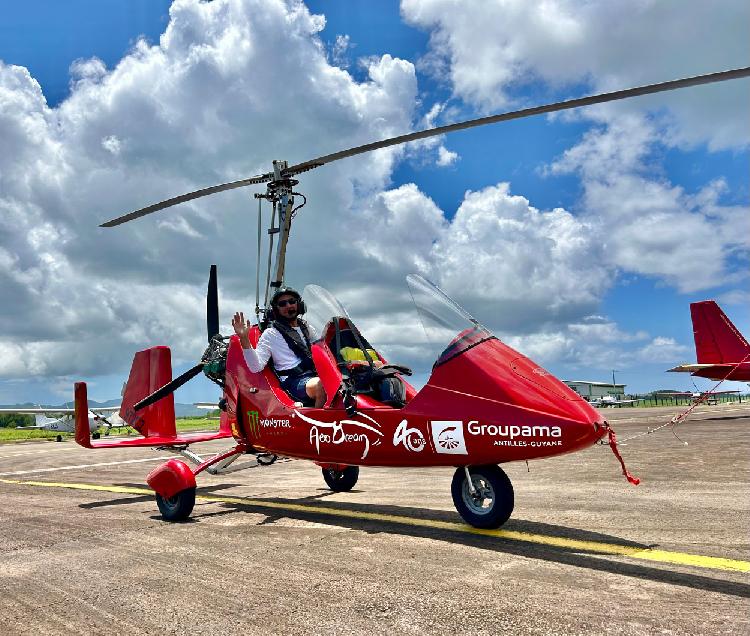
[242,324,319,373]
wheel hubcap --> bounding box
[462,476,495,515]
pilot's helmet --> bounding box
[269,286,306,315]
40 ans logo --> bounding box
[393,420,426,452]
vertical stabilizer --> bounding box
[691,301,750,364]
[74,382,93,448]
[120,346,177,438]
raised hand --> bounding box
[232,311,251,348]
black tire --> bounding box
[155,487,196,521]
[92,431,100,440]
[55,435,63,443]
[451,464,514,529]
[322,466,359,492]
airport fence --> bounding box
[628,393,746,407]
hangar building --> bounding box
[563,380,626,400]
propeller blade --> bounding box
[207,264,219,343]
[133,363,205,411]
[285,66,750,176]
[100,172,274,227]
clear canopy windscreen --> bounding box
[406,274,494,366]
[302,284,351,340]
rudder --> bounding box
[120,346,177,438]
[691,301,750,364]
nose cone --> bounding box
[425,338,605,436]
[509,355,607,448]
[509,356,603,425]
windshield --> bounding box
[302,277,495,373]
[302,284,351,341]
[406,274,495,368]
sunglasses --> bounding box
[276,298,298,308]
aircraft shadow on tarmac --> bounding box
[80,486,750,599]
[77,482,242,510]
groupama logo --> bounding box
[430,421,467,455]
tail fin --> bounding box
[75,382,92,447]
[691,301,750,364]
[120,346,177,438]
[34,413,49,426]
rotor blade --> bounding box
[101,66,749,227]
[285,66,750,176]
[207,264,219,343]
[100,172,274,227]
[133,363,204,411]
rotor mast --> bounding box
[269,160,294,292]
[252,160,301,315]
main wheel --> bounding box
[322,466,359,492]
[155,487,196,521]
[451,465,514,529]
[92,431,100,440]
[55,434,63,442]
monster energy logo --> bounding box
[245,410,291,437]
[247,410,260,437]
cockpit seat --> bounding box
[324,317,415,408]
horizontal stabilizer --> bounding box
[75,381,230,448]
[667,363,716,373]
[78,430,231,449]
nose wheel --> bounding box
[451,464,514,529]
[322,465,359,492]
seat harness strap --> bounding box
[273,319,314,376]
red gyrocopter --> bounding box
[74,67,750,527]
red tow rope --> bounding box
[607,427,640,485]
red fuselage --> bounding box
[222,331,607,467]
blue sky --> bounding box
[0,0,748,405]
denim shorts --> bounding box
[280,371,316,403]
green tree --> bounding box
[0,413,34,428]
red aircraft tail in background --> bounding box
[75,346,231,448]
[668,301,750,382]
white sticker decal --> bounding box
[393,420,426,452]
[295,410,383,459]
[430,421,468,455]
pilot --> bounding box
[232,287,326,408]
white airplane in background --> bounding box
[0,406,124,442]
[193,402,221,420]
[587,396,644,408]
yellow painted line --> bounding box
[1,477,748,574]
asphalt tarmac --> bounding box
[1,403,748,635]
